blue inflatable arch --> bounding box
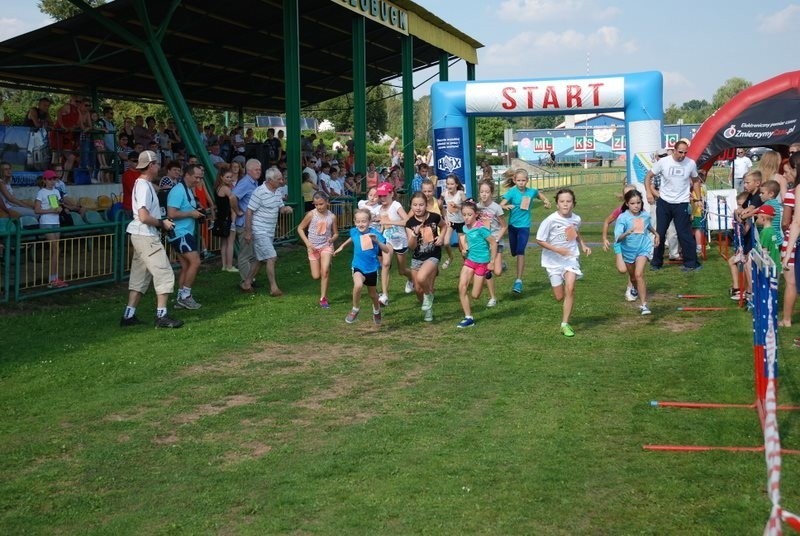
[430,71,663,197]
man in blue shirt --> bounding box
[232,159,261,290]
[411,163,428,193]
[167,163,205,309]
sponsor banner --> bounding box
[533,137,554,152]
[573,136,595,151]
[612,135,626,150]
[465,77,625,114]
[434,127,465,185]
[664,133,678,147]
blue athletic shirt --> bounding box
[166,182,197,239]
[463,222,492,263]
[350,226,385,273]
[613,210,654,262]
[503,186,539,228]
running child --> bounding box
[690,175,707,256]
[476,179,508,307]
[614,189,660,315]
[405,191,449,322]
[535,188,591,337]
[500,168,551,294]
[297,192,338,308]
[601,183,637,301]
[421,178,442,216]
[334,208,392,325]
[456,200,498,328]
[440,174,466,269]
[376,182,414,305]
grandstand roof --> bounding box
[0,0,482,112]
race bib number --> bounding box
[316,220,328,235]
[359,233,373,251]
[565,226,578,241]
[520,196,531,210]
[421,226,434,244]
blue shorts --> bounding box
[169,233,198,254]
[508,225,530,256]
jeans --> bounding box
[652,198,699,269]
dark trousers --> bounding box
[652,197,699,269]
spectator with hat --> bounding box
[119,150,182,328]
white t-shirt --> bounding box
[303,166,318,186]
[651,156,698,204]
[733,155,753,179]
[535,211,582,269]
[36,187,61,225]
[381,200,408,249]
[126,177,161,237]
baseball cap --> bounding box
[42,170,58,180]
[755,205,776,217]
[136,150,159,169]
[376,183,394,196]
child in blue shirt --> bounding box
[614,189,659,315]
[499,169,550,294]
[334,208,392,325]
[456,200,498,328]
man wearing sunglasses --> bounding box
[732,148,752,192]
[644,140,702,272]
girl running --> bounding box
[456,200,498,328]
[440,174,466,269]
[476,179,507,307]
[421,178,442,216]
[500,169,551,294]
[334,209,392,325]
[405,192,449,322]
[535,189,591,337]
[614,189,659,316]
[601,183,637,301]
[376,182,413,306]
[297,192,338,308]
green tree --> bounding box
[38,0,106,20]
[712,77,751,111]
[475,117,510,149]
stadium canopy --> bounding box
[0,0,482,211]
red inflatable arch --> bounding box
[687,70,800,169]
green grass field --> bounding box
[2,183,800,534]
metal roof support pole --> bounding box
[401,34,415,189]
[352,16,367,177]
[283,0,302,223]
[439,53,449,82]
[62,0,214,191]
[466,61,477,195]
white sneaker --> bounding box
[624,286,636,302]
[487,298,497,307]
[640,304,651,316]
[378,293,389,306]
[404,280,414,294]
[424,309,433,322]
[421,293,434,311]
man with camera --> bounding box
[120,150,183,328]
[166,163,207,310]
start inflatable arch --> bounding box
[430,71,664,196]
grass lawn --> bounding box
[3,183,800,534]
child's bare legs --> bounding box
[367,285,380,311]
[394,251,412,286]
[781,265,796,326]
[552,271,577,325]
[728,254,744,294]
[458,266,474,318]
[352,271,365,308]
[486,276,497,301]
[380,252,392,300]
[319,250,332,300]
[515,254,525,280]
[415,260,438,296]
[47,232,60,282]
[631,256,648,305]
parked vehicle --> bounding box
[746,147,770,162]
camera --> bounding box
[196,208,208,223]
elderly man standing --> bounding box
[242,166,293,295]
[119,150,183,328]
[232,158,262,291]
[645,140,702,272]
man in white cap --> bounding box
[120,150,183,328]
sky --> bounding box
[1,0,797,107]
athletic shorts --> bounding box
[449,221,465,233]
[308,244,334,261]
[508,225,530,256]
[546,262,583,287]
[411,257,439,271]
[353,268,378,287]
[464,258,490,277]
[169,233,198,254]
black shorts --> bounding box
[449,221,465,233]
[353,268,378,287]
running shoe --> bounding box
[48,278,69,289]
[373,310,382,325]
[457,317,475,328]
[512,279,523,294]
[345,309,359,324]
[176,295,202,309]
[624,286,636,301]
[640,304,652,316]
[119,315,142,327]
[487,298,497,308]
[424,309,433,322]
[155,315,184,328]
[560,323,575,337]
[421,293,434,311]
[319,297,330,308]
[441,258,451,269]
[404,280,414,294]
[378,293,389,306]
